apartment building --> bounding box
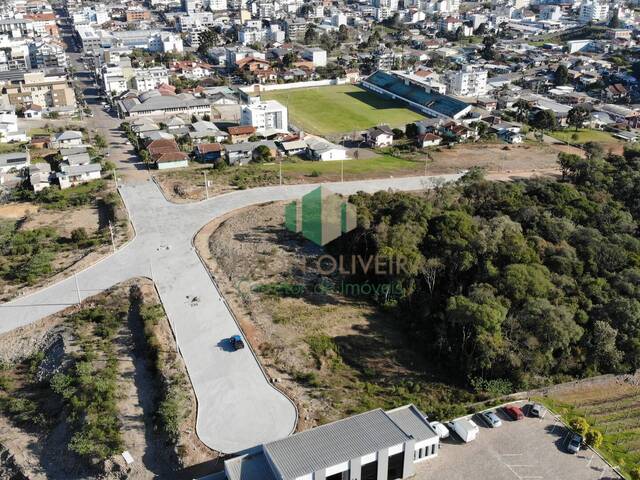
[241,98,288,134]
[29,40,67,69]
[446,65,488,97]
[302,47,327,67]
[579,0,609,23]
[3,71,76,108]
[126,8,151,22]
[132,67,170,93]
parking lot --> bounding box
[416,402,622,480]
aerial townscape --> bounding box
[1,0,640,478]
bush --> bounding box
[585,428,603,448]
[569,417,590,437]
[71,227,88,244]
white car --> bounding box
[430,421,449,439]
[530,403,546,418]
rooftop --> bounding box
[263,408,410,480]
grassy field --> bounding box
[264,154,425,179]
[262,85,425,136]
[549,128,621,144]
[539,382,640,477]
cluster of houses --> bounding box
[129,114,351,169]
[0,129,102,192]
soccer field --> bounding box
[262,84,425,136]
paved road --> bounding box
[0,173,463,453]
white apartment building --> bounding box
[579,0,609,23]
[71,6,109,26]
[210,0,228,10]
[29,40,67,69]
[446,66,488,97]
[238,27,266,45]
[132,67,170,93]
[241,98,288,134]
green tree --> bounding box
[567,106,590,131]
[94,133,107,150]
[608,10,621,28]
[630,466,640,480]
[304,25,318,45]
[252,145,273,163]
[514,99,530,122]
[531,110,557,132]
[591,321,623,372]
[554,64,568,86]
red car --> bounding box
[503,405,524,420]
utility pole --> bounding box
[112,169,118,189]
[279,157,282,186]
[74,273,81,306]
[108,220,116,253]
[203,171,209,199]
[341,156,344,183]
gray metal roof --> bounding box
[0,151,28,166]
[386,405,438,442]
[263,409,410,480]
[225,452,276,480]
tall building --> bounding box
[446,66,488,97]
[579,0,609,23]
[241,98,288,134]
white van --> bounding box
[451,418,479,443]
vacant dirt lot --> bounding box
[0,185,132,302]
[428,142,581,174]
[0,279,211,479]
[195,201,473,429]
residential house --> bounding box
[189,120,228,143]
[52,130,83,148]
[146,138,189,169]
[57,164,102,189]
[606,84,628,102]
[23,104,43,119]
[306,136,348,161]
[194,142,223,162]
[417,132,442,148]
[0,151,29,173]
[227,125,257,143]
[279,139,307,156]
[225,140,277,166]
[365,125,394,148]
[29,163,51,192]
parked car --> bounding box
[430,421,450,439]
[567,434,582,454]
[503,405,524,420]
[230,334,245,350]
[530,403,546,418]
[450,419,479,443]
[479,410,503,428]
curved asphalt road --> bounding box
[0,173,462,453]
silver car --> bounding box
[567,434,582,454]
[480,410,503,428]
[530,403,546,418]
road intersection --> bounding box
[1,172,463,453]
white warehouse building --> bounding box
[222,404,440,480]
[241,99,288,135]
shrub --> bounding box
[569,417,590,437]
[585,428,603,448]
[71,227,88,244]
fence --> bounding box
[239,77,351,94]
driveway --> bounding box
[0,173,462,453]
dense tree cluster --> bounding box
[331,146,640,389]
